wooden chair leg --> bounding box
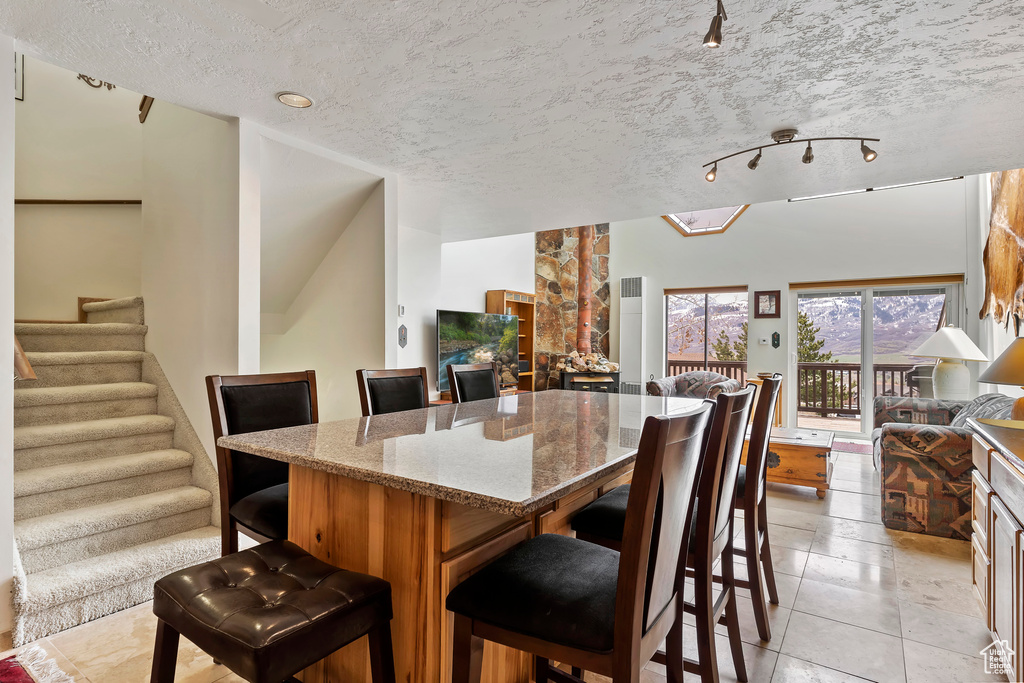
[150,619,180,683]
[758,498,780,605]
[664,618,685,683]
[368,623,397,683]
[721,542,748,683]
[222,517,238,557]
[535,657,549,683]
[452,614,484,683]
[745,505,772,641]
[694,555,720,683]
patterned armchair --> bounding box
[646,371,741,399]
[873,393,1013,540]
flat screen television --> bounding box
[437,309,519,392]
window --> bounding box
[662,205,748,236]
[665,287,748,382]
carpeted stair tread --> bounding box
[80,296,144,313]
[14,486,212,551]
[14,415,175,450]
[17,526,220,612]
[14,322,147,336]
[14,450,193,499]
[14,382,158,407]
[24,350,148,366]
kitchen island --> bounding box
[219,390,703,683]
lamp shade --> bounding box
[979,337,1024,386]
[912,326,988,362]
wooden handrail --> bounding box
[14,335,36,381]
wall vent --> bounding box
[618,277,647,388]
[619,381,643,395]
[620,276,644,299]
[619,427,642,449]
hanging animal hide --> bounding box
[980,169,1024,333]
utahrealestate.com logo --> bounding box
[981,639,1015,676]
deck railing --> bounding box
[667,359,919,417]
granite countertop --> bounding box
[218,390,705,516]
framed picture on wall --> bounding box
[754,290,780,318]
[14,53,24,101]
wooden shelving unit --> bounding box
[486,289,536,392]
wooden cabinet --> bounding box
[486,290,535,392]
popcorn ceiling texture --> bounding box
[2,1,1024,239]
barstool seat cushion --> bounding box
[229,483,289,540]
[445,533,619,653]
[154,540,392,683]
[569,484,630,541]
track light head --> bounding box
[705,164,718,182]
[747,150,762,170]
[802,142,814,164]
[861,140,877,162]
[703,14,723,48]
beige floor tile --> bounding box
[802,553,898,596]
[815,516,896,546]
[902,640,1004,683]
[687,594,794,652]
[824,492,883,525]
[677,627,779,683]
[895,572,984,619]
[828,477,879,496]
[214,674,248,683]
[809,534,895,568]
[765,508,822,533]
[772,546,809,577]
[767,493,828,516]
[768,572,802,610]
[793,578,902,637]
[780,613,906,683]
[49,603,231,683]
[765,525,817,552]
[891,532,971,561]
[829,467,880,486]
[771,654,873,682]
[0,638,91,682]
[898,600,992,658]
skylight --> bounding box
[662,205,748,236]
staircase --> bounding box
[11,297,220,646]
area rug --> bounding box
[0,647,74,683]
[834,440,872,455]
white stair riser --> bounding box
[15,432,174,471]
[14,468,193,522]
[14,397,158,427]
[18,333,146,353]
[30,361,142,388]
[20,509,212,575]
[85,307,144,325]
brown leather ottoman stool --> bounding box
[150,540,395,683]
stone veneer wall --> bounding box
[534,224,610,390]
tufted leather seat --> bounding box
[151,540,395,683]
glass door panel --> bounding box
[871,287,948,401]
[796,291,863,434]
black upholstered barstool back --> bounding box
[356,367,430,416]
[446,362,500,403]
[206,371,318,556]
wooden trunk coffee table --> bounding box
[743,427,835,498]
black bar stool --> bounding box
[356,367,430,416]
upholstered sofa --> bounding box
[873,393,1013,540]
[646,371,741,399]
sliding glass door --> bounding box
[794,283,959,436]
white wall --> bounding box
[15,205,141,319]
[609,179,972,422]
[438,233,535,312]
[141,102,240,459]
[1,33,16,637]
[261,182,387,421]
[397,225,443,393]
[14,56,145,321]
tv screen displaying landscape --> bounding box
[437,310,519,392]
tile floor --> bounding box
[0,448,1002,682]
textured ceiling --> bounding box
[3,0,1024,241]
[260,138,380,314]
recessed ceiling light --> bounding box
[276,92,313,108]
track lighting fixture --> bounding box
[702,129,880,181]
[703,0,727,48]
[861,140,877,162]
[802,142,814,164]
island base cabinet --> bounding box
[989,496,1021,683]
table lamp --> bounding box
[911,326,987,400]
[978,337,1024,420]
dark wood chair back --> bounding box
[356,367,430,416]
[614,401,715,662]
[698,386,756,553]
[446,362,500,403]
[205,371,318,553]
[745,374,782,507]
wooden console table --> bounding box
[969,418,1024,682]
[743,427,835,498]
